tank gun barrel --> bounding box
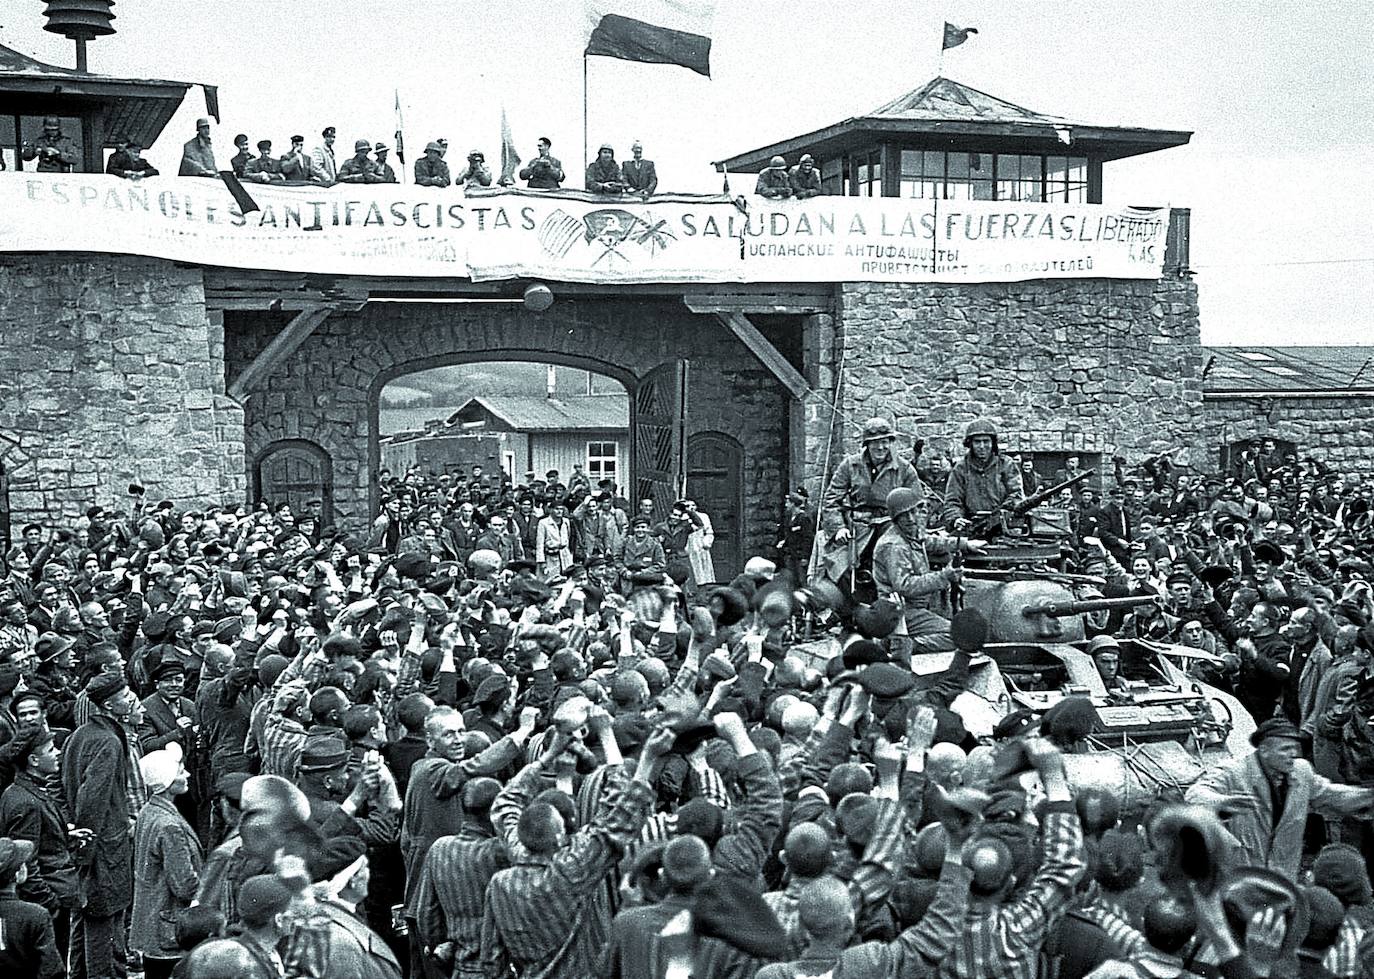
[964,568,1106,586]
[1013,468,1096,515]
[1021,594,1159,617]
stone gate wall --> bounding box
[806,277,1206,486]
[1202,395,1374,477]
[0,254,244,529]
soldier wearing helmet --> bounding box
[872,486,983,652]
[21,116,79,173]
[812,417,920,586]
[941,417,1025,533]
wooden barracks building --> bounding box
[0,19,1369,578]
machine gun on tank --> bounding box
[969,468,1096,539]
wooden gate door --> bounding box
[632,361,688,521]
[687,432,744,580]
[255,442,333,523]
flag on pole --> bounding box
[202,84,220,124]
[584,0,716,77]
[393,90,406,165]
[942,22,978,50]
[499,107,521,186]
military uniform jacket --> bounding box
[872,524,957,613]
[940,452,1024,527]
[22,134,78,172]
[822,452,920,534]
[414,155,451,186]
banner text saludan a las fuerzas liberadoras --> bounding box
[3,174,1169,284]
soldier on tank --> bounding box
[872,486,984,653]
[812,417,920,588]
[941,417,1025,533]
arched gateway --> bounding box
[220,278,833,561]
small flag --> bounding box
[942,22,977,50]
[585,1,716,77]
[393,90,406,165]
[203,84,220,124]
[500,107,521,185]
[218,171,259,215]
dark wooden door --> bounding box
[633,361,688,521]
[687,432,743,581]
[256,442,333,523]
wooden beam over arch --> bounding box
[228,306,333,402]
[713,312,814,404]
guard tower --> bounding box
[718,76,1191,205]
[0,2,194,172]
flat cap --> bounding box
[857,662,916,699]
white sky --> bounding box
[5,0,1371,345]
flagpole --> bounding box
[582,54,590,175]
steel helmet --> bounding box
[886,486,925,519]
[963,417,999,448]
[861,417,896,444]
[1087,634,1121,658]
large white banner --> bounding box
[0,173,1169,283]
[735,195,1170,283]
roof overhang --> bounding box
[2,74,191,149]
[718,118,1192,171]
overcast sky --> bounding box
[6,0,1370,345]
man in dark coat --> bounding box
[0,723,83,961]
[139,657,207,835]
[63,672,144,979]
[0,837,63,978]
[586,144,626,194]
[776,488,816,584]
[620,141,658,196]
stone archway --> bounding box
[368,347,642,516]
[228,299,791,558]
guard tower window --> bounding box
[852,151,882,197]
[899,151,1086,203]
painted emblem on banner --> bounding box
[537,207,675,270]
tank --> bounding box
[793,555,1251,810]
[975,639,1252,810]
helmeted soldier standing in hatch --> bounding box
[941,417,1025,533]
[22,117,79,173]
[811,417,920,589]
[873,486,984,653]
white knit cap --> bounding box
[139,742,184,795]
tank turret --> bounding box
[964,577,1158,643]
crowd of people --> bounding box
[10,115,836,201]
[0,414,1372,979]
